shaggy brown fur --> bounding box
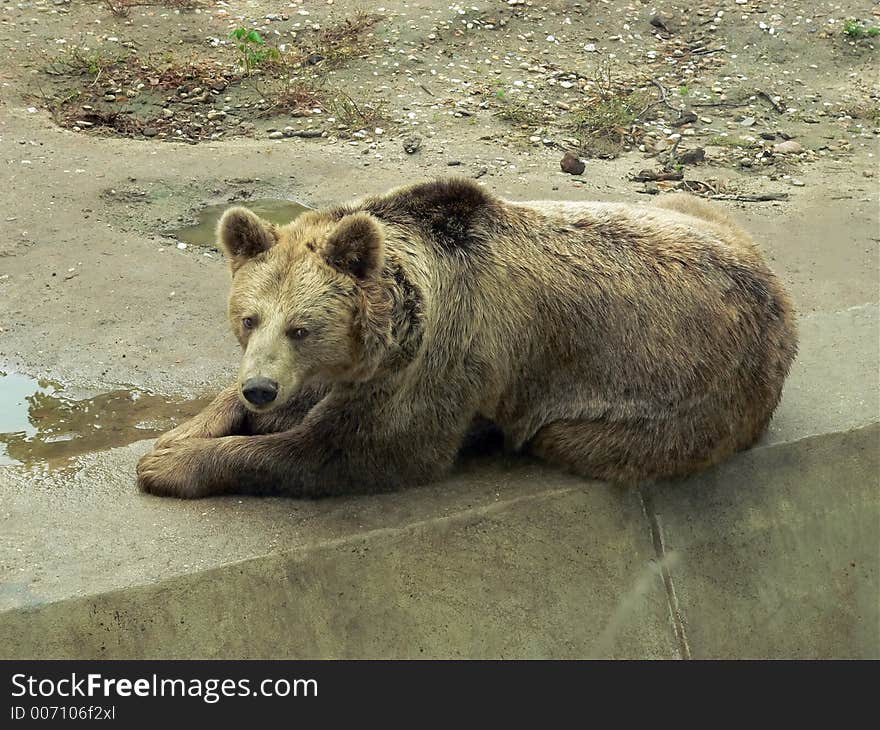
[137,179,798,498]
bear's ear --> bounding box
[218,206,277,272]
[321,213,384,280]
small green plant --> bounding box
[843,18,880,38]
[678,84,690,96]
[229,28,280,75]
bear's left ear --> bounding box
[218,206,278,273]
[322,213,384,280]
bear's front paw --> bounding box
[154,418,213,449]
[137,443,213,499]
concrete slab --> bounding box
[0,471,677,659]
[764,303,879,446]
[644,424,879,659]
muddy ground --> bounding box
[0,0,878,465]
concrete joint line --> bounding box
[639,486,692,660]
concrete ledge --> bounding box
[0,484,678,659]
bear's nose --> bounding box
[241,377,279,406]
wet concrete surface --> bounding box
[0,371,210,468]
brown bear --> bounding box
[137,178,798,498]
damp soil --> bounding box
[0,372,211,470]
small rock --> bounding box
[773,140,803,154]
[403,136,422,154]
[447,160,462,166]
[672,111,698,127]
[650,14,671,34]
[759,132,776,140]
[143,127,158,138]
[678,148,705,165]
[740,116,756,127]
[285,129,323,138]
[268,131,284,139]
[560,151,585,175]
[790,179,805,187]
[103,94,116,102]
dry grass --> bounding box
[290,10,384,67]
[328,91,389,130]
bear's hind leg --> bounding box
[527,417,736,485]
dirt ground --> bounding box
[0,0,878,410]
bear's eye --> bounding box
[289,327,309,341]
[242,316,257,330]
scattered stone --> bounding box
[285,129,323,138]
[790,179,805,187]
[740,116,756,127]
[143,127,158,138]
[633,169,683,182]
[650,14,672,34]
[268,131,284,139]
[403,136,422,154]
[678,148,706,165]
[672,111,698,127]
[447,160,462,166]
[560,151,585,175]
[760,132,777,141]
[773,140,804,154]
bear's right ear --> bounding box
[217,206,277,273]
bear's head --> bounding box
[218,206,392,412]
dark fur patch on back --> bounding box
[362,178,497,254]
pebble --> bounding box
[268,131,284,139]
[773,140,804,154]
[403,136,422,154]
[560,151,585,175]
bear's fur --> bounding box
[137,179,798,498]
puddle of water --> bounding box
[171,199,310,248]
[0,372,212,469]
